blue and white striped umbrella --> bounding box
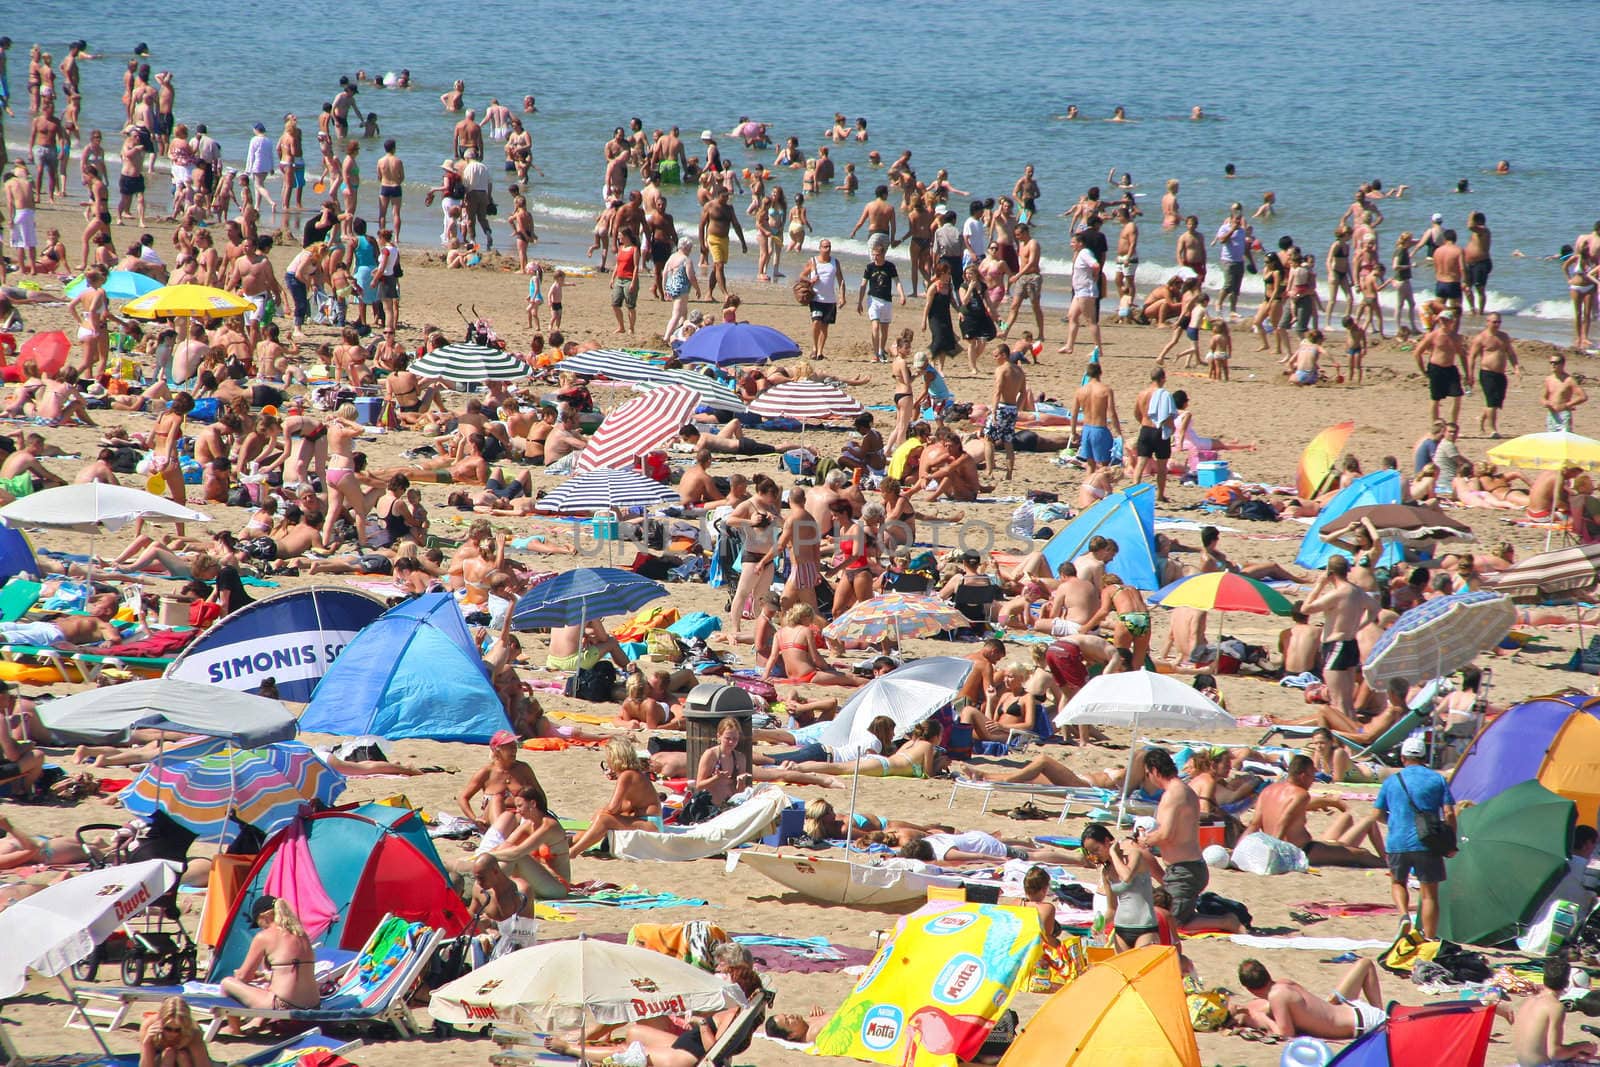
[1362,590,1515,685]
[536,469,679,514]
[512,567,666,630]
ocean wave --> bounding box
[531,202,597,222]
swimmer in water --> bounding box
[1109,106,1129,122]
[1224,163,1237,178]
[1058,105,1080,120]
[523,95,536,113]
[866,150,882,167]
[1494,160,1510,175]
[1191,105,1205,121]
[1456,178,1472,193]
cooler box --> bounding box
[353,396,382,425]
[1197,824,1228,850]
[761,800,806,847]
[1196,460,1231,487]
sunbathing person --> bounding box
[467,854,530,924]
[0,813,104,869]
[960,753,1122,790]
[801,798,952,842]
[678,419,783,457]
[891,828,1082,865]
[695,716,754,808]
[218,897,320,1013]
[1229,957,1387,1042]
[457,730,544,829]
[761,604,864,687]
[1273,677,1413,743]
[547,618,629,672]
[546,964,764,1067]
[138,996,215,1067]
[1245,755,1385,867]
[780,720,949,778]
[567,739,664,854]
[483,786,570,900]
[0,602,124,649]
[373,432,490,485]
[1304,727,1383,784]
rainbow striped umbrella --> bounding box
[822,593,969,645]
[120,741,344,841]
[1150,571,1295,616]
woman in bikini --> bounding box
[138,996,215,1067]
[456,731,542,830]
[801,798,951,843]
[1098,575,1152,669]
[278,411,328,487]
[762,604,862,688]
[831,503,885,618]
[220,897,319,1012]
[782,720,948,778]
[321,405,372,548]
[694,717,752,808]
[878,477,916,550]
[725,476,783,643]
[485,786,570,902]
[0,813,104,869]
[888,331,916,449]
[568,738,663,855]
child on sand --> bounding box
[524,262,545,331]
[1206,319,1232,381]
[548,270,564,332]
[1342,316,1368,385]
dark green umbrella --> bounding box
[1438,780,1575,946]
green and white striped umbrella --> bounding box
[412,342,528,384]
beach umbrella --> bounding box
[1487,430,1600,472]
[0,859,183,1010]
[813,902,1042,1066]
[818,655,974,750]
[429,935,732,1035]
[556,347,660,382]
[1318,504,1475,551]
[121,741,345,842]
[1055,671,1235,823]
[1481,543,1600,599]
[747,379,865,423]
[18,330,70,376]
[0,483,210,535]
[1361,591,1515,686]
[64,270,163,301]
[1438,781,1575,946]
[536,469,679,514]
[641,370,747,413]
[1150,571,1295,666]
[575,384,698,472]
[411,342,528,385]
[511,566,665,630]
[1297,421,1356,498]
[822,592,969,646]
[999,946,1199,1067]
[36,678,298,747]
[676,321,801,365]
[122,283,253,319]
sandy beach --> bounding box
[1,193,1592,1067]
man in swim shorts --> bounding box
[1232,958,1389,1041]
[1070,362,1121,474]
[3,162,37,272]
[1413,309,1467,424]
[697,187,745,301]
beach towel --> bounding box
[628,921,727,969]
[609,786,787,862]
[264,819,338,941]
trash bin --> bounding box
[683,683,755,786]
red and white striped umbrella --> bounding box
[576,384,698,472]
[746,380,864,422]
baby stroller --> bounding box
[458,304,504,348]
[68,810,201,985]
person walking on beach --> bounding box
[1430,228,1465,313]
[1003,223,1044,343]
[1467,312,1519,438]
[848,184,897,251]
[1060,230,1102,356]
[1543,352,1588,432]
[1464,212,1492,316]
[857,240,905,363]
[1212,203,1251,314]
[5,161,37,273]
[798,240,844,359]
[698,187,745,302]
[1301,555,1377,725]
[244,121,275,211]
[1373,734,1454,939]
[1413,309,1466,424]
[985,348,1026,481]
[376,138,404,240]
[1070,362,1121,475]
[1134,367,1176,502]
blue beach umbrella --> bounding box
[1361,590,1515,686]
[511,567,666,630]
[64,270,164,301]
[675,321,800,365]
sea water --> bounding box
[9,0,1600,338]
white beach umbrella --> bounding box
[0,859,182,1000]
[818,656,974,750]
[429,936,731,1035]
[0,483,209,534]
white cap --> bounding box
[700,130,714,142]
[1430,212,1443,223]
[1400,733,1428,758]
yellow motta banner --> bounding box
[811,902,1041,1067]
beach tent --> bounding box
[999,945,1198,1067]
[1328,1000,1495,1067]
[0,527,37,581]
[208,804,469,979]
[165,587,386,703]
[1039,485,1160,590]
[1295,470,1404,570]
[1449,694,1600,823]
[299,592,510,743]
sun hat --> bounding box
[490,729,519,749]
[1400,733,1427,758]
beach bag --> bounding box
[780,448,818,476]
[1185,980,1231,1033]
[1395,771,1457,855]
[792,268,815,306]
[565,660,618,703]
[677,789,718,826]
[646,629,686,663]
[1380,924,1440,975]
[1229,831,1309,875]
[188,600,223,629]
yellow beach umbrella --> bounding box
[1487,431,1600,473]
[123,284,253,320]
[1296,420,1355,499]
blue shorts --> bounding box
[1079,425,1113,464]
[293,162,306,190]
[355,265,381,305]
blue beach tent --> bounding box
[1295,469,1404,570]
[299,592,510,743]
[1039,485,1160,590]
[0,527,37,581]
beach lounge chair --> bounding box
[947,776,1134,818]
[5,1021,359,1067]
[76,916,436,1041]
[486,989,772,1067]
[1256,705,1428,765]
